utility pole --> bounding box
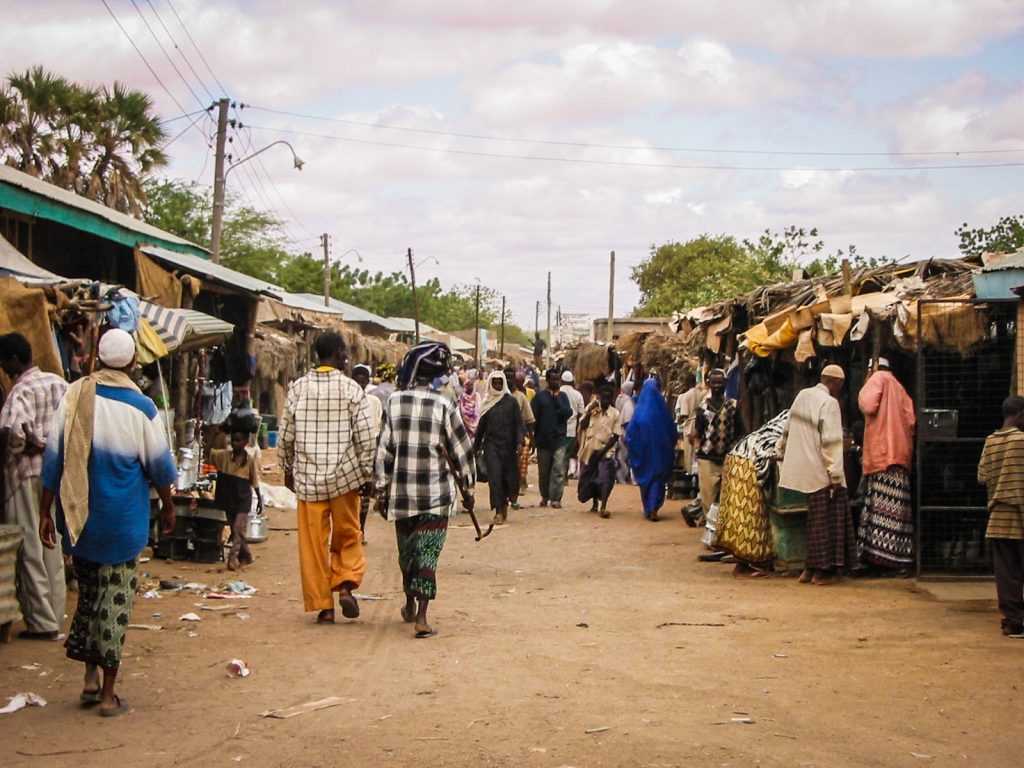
[546,271,552,369]
[474,281,481,365]
[321,233,331,307]
[534,301,540,339]
[407,247,420,344]
[607,250,615,343]
[209,98,230,264]
[499,295,506,357]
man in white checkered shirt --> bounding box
[279,332,375,624]
[375,342,475,638]
[0,333,68,640]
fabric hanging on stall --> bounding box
[744,316,800,358]
[849,310,871,342]
[0,277,62,375]
[106,292,141,332]
[135,250,183,308]
[817,312,854,347]
[204,381,233,425]
[794,328,817,363]
[134,317,170,364]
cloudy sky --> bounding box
[3,1,1023,328]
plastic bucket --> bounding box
[267,430,278,448]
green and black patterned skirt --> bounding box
[65,557,138,669]
[395,514,449,599]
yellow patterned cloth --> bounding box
[717,454,774,565]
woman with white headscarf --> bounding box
[474,371,525,525]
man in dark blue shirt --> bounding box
[530,370,573,508]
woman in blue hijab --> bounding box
[627,378,679,521]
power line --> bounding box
[245,104,1024,159]
[166,0,229,97]
[101,0,192,118]
[244,123,1024,173]
[129,0,207,111]
[161,108,208,124]
[144,0,217,102]
[162,109,212,149]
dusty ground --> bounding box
[1,461,1020,768]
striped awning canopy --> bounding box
[138,301,234,353]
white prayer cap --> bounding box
[821,364,846,380]
[561,370,574,383]
[98,328,136,368]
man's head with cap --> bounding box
[98,328,136,370]
[820,363,845,395]
[561,370,574,384]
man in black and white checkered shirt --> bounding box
[279,332,374,624]
[375,342,474,638]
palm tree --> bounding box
[85,82,168,216]
[0,67,168,217]
[0,66,71,178]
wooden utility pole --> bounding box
[499,294,506,357]
[546,271,552,369]
[474,281,481,365]
[407,247,420,344]
[209,98,230,264]
[322,233,331,307]
[607,250,615,343]
[535,301,540,338]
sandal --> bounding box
[316,609,335,624]
[100,694,128,718]
[80,688,102,706]
[338,591,360,619]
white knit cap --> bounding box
[561,370,574,383]
[98,328,136,368]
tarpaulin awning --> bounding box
[0,232,63,282]
[138,301,234,353]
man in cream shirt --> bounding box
[777,365,854,586]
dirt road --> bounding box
[1,469,1019,768]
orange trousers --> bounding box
[297,490,365,612]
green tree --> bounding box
[0,66,167,215]
[143,178,210,245]
[956,214,1024,258]
[745,226,891,278]
[632,234,791,315]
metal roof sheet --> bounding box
[0,165,206,257]
[139,246,341,313]
[295,294,403,330]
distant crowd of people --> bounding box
[4,329,1022,719]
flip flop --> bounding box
[316,609,335,624]
[414,626,437,639]
[80,688,102,706]
[338,592,360,619]
[100,694,128,718]
[400,605,416,623]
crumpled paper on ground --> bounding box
[0,692,47,714]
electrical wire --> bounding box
[162,109,212,149]
[244,123,1024,173]
[129,0,207,111]
[166,0,229,97]
[245,104,1024,159]
[101,0,192,118]
[144,0,217,102]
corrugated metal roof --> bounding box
[295,294,404,330]
[139,245,341,313]
[979,251,1024,272]
[0,165,207,257]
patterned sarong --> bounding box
[717,455,774,565]
[716,411,789,565]
[806,487,856,570]
[65,557,138,669]
[518,439,531,489]
[395,514,449,599]
[857,467,913,568]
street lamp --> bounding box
[210,140,304,264]
[324,246,362,307]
